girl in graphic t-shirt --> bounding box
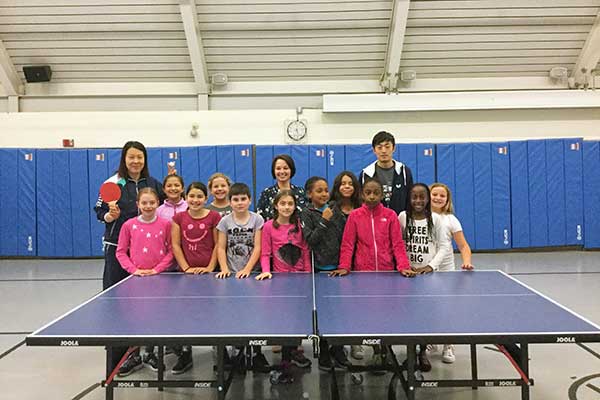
[398,183,452,373]
[170,182,221,374]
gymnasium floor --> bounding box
[1,252,599,400]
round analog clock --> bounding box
[286,120,307,142]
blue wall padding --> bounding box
[527,140,549,247]
[436,144,455,190]
[564,139,584,245]
[36,151,55,256]
[255,146,274,202]
[454,144,476,249]
[69,150,91,257]
[290,145,309,190]
[309,145,327,183]
[146,148,162,182]
[107,149,121,178]
[491,143,511,249]
[197,146,217,186]
[473,143,493,250]
[510,141,530,248]
[216,145,236,187]
[53,150,73,257]
[583,141,600,248]
[0,149,18,255]
[326,145,346,188]
[87,149,109,256]
[345,144,373,179]
[161,147,181,181]
[179,147,200,186]
[396,144,416,177]
[234,145,253,189]
[545,139,566,246]
[17,149,37,256]
[417,144,435,185]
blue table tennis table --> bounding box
[315,270,600,400]
[26,272,314,400]
[27,270,600,400]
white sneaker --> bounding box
[426,344,438,353]
[442,345,455,364]
[350,345,364,360]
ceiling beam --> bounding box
[381,0,410,92]
[0,40,23,96]
[179,0,209,94]
[571,9,600,88]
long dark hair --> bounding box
[403,183,434,243]
[330,171,361,209]
[272,190,299,234]
[118,141,149,179]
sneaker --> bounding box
[418,349,432,372]
[143,352,164,372]
[367,353,386,376]
[290,349,312,368]
[118,353,143,377]
[270,363,294,384]
[318,351,333,371]
[426,344,438,353]
[172,351,193,375]
[442,345,455,364]
[331,346,351,369]
[252,352,271,373]
[350,345,364,360]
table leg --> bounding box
[470,344,478,390]
[157,346,164,392]
[406,345,416,400]
[105,348,114,400]
[217,345,225,400]
[521,343,530,400]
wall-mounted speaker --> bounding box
[22,65,52,83]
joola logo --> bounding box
[499,381,517,386]
[60,340,79,346]
[421,382,438,387]
[194,382,212,388]
[362,339,381,345]
[248,340,268,346]
[556,336,576,343]
[117,382,135,388]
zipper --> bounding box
[370,211,379,271]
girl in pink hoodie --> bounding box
[339,179,413,275]
[156,174,188,221]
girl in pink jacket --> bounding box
[339,179,412,275]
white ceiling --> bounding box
[1,0,599,99]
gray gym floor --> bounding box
[1,252,599,400]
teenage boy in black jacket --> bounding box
[359,131,413,215]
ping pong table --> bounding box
[27,270,600,400]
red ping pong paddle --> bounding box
[100,182,121,204]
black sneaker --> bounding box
[252,352,271,373]
[172,351,193,375]
[290,349,312,368]
[118,354,143,377]
[318,351,333,371]
[418,349,432,372]
[331,346,351,369]
[143,352,164,372]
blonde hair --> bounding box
[208,173,232,190]
[429,182,454,214]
